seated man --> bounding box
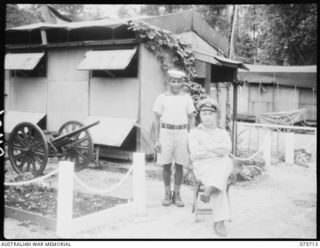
[188,98,233,237]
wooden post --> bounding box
[263,130,271,169]
[315,129,317,160]
[88,70,92,116]
[285,132,294,165]
[40,30,47,45]
[95,146,100,168]
[132,152,146,215]
[272,83,275,112]
[205,63,211,94]
[56,161,74,238]
[232,82,238,154]
[137,44,142,152]
[277,128,280,154]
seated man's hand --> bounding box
[154,141,162,153]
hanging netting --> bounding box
[257,108,307,125]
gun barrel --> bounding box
[51,121,99,145]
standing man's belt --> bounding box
[161,123,187,130]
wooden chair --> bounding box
[192,173,235,222]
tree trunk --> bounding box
[229,5,238,59]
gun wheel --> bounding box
[58,121,93,171]
[8,122,48,176]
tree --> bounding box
[262,4,317,65]
[234,4,317,65]
[140,4,194,16]
[47,4,84,21]
[117,5,139,19]
[197,5,232,38]
[233,5,263,64]
[6,4,104,28]
[6,4,39,28]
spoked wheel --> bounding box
[8,122,48,176]
[58,121,93,171]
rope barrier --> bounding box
[73,165,134,194]
[4,169,59,186]
[228,142,265,161]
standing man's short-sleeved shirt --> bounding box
[153,93,196,125]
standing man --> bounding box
[153,69,196,207]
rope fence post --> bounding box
[56,161,74,238]
[285,132,294,165]
[263,130,271,169]
[132,152,146,216]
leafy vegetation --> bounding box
[5,184,128,218]
[128,20,207,107]
[128,20,197,77]
[234,4,317,65]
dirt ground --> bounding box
[3,155,316,239]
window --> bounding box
[92,55,138,78]
[78,47,138,78]
[6,52,47,77]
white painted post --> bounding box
[285,132,294,165]
[56,161,74,238]
[263,130,271,169]
[314,129,317,160]
[132,152,146,215]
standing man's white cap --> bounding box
[167,69,186,79]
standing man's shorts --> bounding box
[157,128,189,167]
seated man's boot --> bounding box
[213,221,227,237]
[172,191,185,207]
[199,193,210,203]
[200,186,217,203]
[162,190,172,206]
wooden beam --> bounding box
[40,30,47,45]
[99,146,133,161]
[104,70,116,78]
[5,206,56,231]
[6,38,138,51]
[237,121,317,131]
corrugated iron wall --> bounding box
[237,84,317,121]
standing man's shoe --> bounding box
[162,191,172,206]
[172,191,185,207]
[213,221,227,237]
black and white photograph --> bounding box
[1,4,317,241]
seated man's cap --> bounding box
[196,98,219,112]
[167,69,186,79]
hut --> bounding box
[237,64,317,125]
[4,10,247,160]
